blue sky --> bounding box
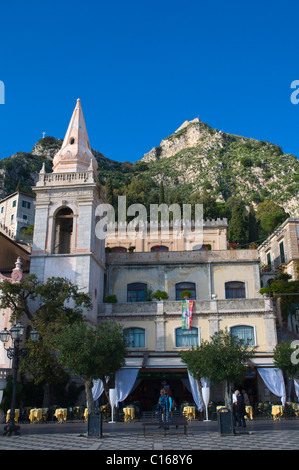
[1,0,299,163]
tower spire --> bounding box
[52,99,98,174]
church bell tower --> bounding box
[30,99,106,322]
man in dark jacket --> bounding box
[236,390,246,427]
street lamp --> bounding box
[0,323,39,436]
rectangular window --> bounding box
[0,206,3,213]
[266,252,271,266]
[10,214,14,222]
[127,283,147,303]
[22,201,31,209]
[12,200,16,207]
[22,214,28,220]
[176,327,198,347]
[124,328,145,348]
[225,282,246,299]
[279,241,285,264]
[231,326,255,346]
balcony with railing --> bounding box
[98,298,271,318]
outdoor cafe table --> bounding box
[54,408,67,423]
[29,408,43,423]
[123,406,135,422]
[271,405,284,420]
[183,406,196,420]
[6,409,20,423]
[287,402,299,416]
[73,406,85,419]
[245,405,253,420]
[217,405,253,420]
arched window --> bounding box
[111,247,127,253]
[231,325,255,345]
[175,282,196,300]
[53,207,73,254]
[225,281,245,299]
[151,245,169,252]
[127,282,147,303]
[175,327,198,347]
[124,328,145,348]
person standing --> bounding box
[232,390,239,427]
[157,389,167,425]
[242,389,250,405]
[236,390,246,427]
[165,390,173,429]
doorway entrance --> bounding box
[122,370,193,411]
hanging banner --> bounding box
[182,299,194,329]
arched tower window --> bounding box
[53,207,73,254]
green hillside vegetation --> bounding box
[0,117,297,247]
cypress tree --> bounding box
[228,204,247,246]
[248,205,258,243]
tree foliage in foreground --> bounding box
[0,274,92,405]
[273,341,299,399]
[54,320,127,414]
[181,329,256,408]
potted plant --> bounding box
[180,290,191,300]
[128,246,135,253]
[249,242,258,249]
[103,295,118,303]
[204,244,212,251]
[229,242,237,250]
[105,247,112,253]
[153,290,169,301]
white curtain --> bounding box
[92,369,140,406]
[181,378,192,393]
[201,377,210,388]
[258,368,286,406]
[115,368,139,407]
[294,379,299,400]
[92,379,104,401]
[187,371,203,411]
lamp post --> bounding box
[0,323,39,436]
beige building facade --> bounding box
[258,217,299,283]
[0,191,35,241]
[105,218,228,252]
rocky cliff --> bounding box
[0,118,298,215]
[140,118,299,214]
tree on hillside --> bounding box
[228,203,247,246]
[54,320,127,414]
[189,191,219,220]
[105,178,115,208]
[248,205,259,244]
[181,329,256,409]
[0,275,92,406]
[256,200,288,236]
[159,181,165,205]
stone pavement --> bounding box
[0,419,298,452]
